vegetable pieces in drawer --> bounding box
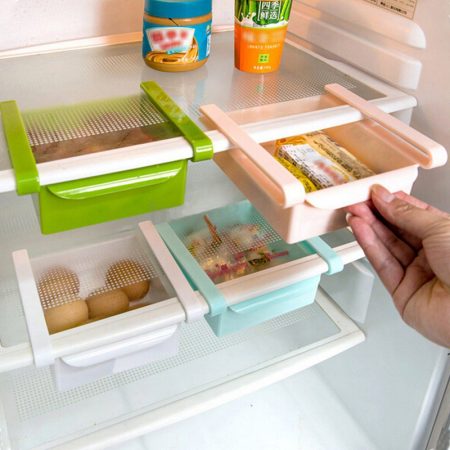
[158,200,343,336]
[185,215,290,284]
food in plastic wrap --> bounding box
[185,216,288,283]
[227,223,266,250]
[201,253,247,284]
[274,131,375,191]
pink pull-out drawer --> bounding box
[202,84,447,243]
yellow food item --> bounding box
[106,259,151,301]
[275,156,318,192]
[44,298,88,334]
[275,132,375,191]
[303,132,374,179]
[38,267,80,302]
[86,288,129,319]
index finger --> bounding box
[346,199,422,251]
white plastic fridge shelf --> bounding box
[0,289,363,450]
[0,32,416,192]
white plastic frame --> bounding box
[0,95,417,195]
[8,221,203,369]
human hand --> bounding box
[346,184,450,348]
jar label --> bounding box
[143,19,211,66]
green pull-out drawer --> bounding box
[1,82,213,234]
[38,161,187,234]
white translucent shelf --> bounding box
[123,367,379,450]
[0,289,363,450]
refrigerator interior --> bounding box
[0,1,449,449]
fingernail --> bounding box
[372,185,395,203]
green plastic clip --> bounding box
[141,81,213,163]
[0,101,39,195]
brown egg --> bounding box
[86,288,129,319]
[44,298,88,334]
[120,281,150,302]
[38,267,80,302]
[105,259,151,301]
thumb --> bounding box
[370,185,446,240]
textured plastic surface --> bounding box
[0,34,385,192]
[159,200,341,336]
[2,82,211,233]
[141,81,213,162]
[139,221,205,322]
[0,101,39,195]
[39,160,187,233]
[22,94,179,163]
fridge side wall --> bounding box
[290,2,450,449]
[404,1,450,212]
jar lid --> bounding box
[145,0,212,19]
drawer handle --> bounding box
[325,83,448,169]
[47,163,183,200]
[228,279,319,314]
[61,325,178,367]
[200,103,306,208]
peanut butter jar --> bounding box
[143,0,212,72]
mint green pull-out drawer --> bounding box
[157,201,343,336]
[204,277,321,336]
